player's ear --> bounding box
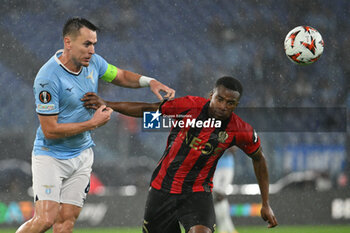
[234,93,241,107]
[64,36,72,50]
[208,90,214,99]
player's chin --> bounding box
[82,61,90,67]
[81,59,91,66]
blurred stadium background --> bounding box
[0,0,349,232]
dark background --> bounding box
[0,0,349,227]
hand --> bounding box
[81,92,107,110]
[149,80,175,101]
[90,105,113,128]
[261,204,278,228]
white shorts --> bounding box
[213,167,234,195]
[32,148,94,207]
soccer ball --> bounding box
[284,26,324,65]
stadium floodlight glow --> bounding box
[225,184,234,195]
[240,184,261,195]
[119,185,137,196]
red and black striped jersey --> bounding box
[151,96,260,194]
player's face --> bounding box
[69,27,97,67]
[209,85,240,120]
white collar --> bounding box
[54,49,82,75]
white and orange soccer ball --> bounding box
[284,26,324,65]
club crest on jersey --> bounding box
[42,185,55,195]
[217,131,228,143]
[39,91,52,103]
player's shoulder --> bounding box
[162,96,208,112]
[178,95,208,105]
[35,56,60,82]
[90,53,106,65]
[92,53,104,60]
[228,111,253,131]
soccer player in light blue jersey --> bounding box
[16,17,175,233]
[213,147,238,233]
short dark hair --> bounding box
[62,17,99,38]
[215,76,243,96]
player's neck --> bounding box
[207,107,215,119]
[59,51,82,73]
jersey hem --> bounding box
[37,112,59,116]
[248,146,261,156]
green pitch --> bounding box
[2,225,350,233]
[236,225,350,233]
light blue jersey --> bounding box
[33,50,109,159]
[217,151,234,169]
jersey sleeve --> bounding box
[94,54,117,82]
[236,123,261,156]
[160,96,202,117]
[33,76,59,115]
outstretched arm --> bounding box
[250,149,278,228]
[110,68,175,100]
[82,92,160,117]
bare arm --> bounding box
[39,105,113,139]
[111,69,141,88]
[110,68,175,100]
[251,149,278,228]
[104,101,160,117]
[82,92,160,117]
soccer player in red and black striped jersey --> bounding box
[82,76,278,233]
